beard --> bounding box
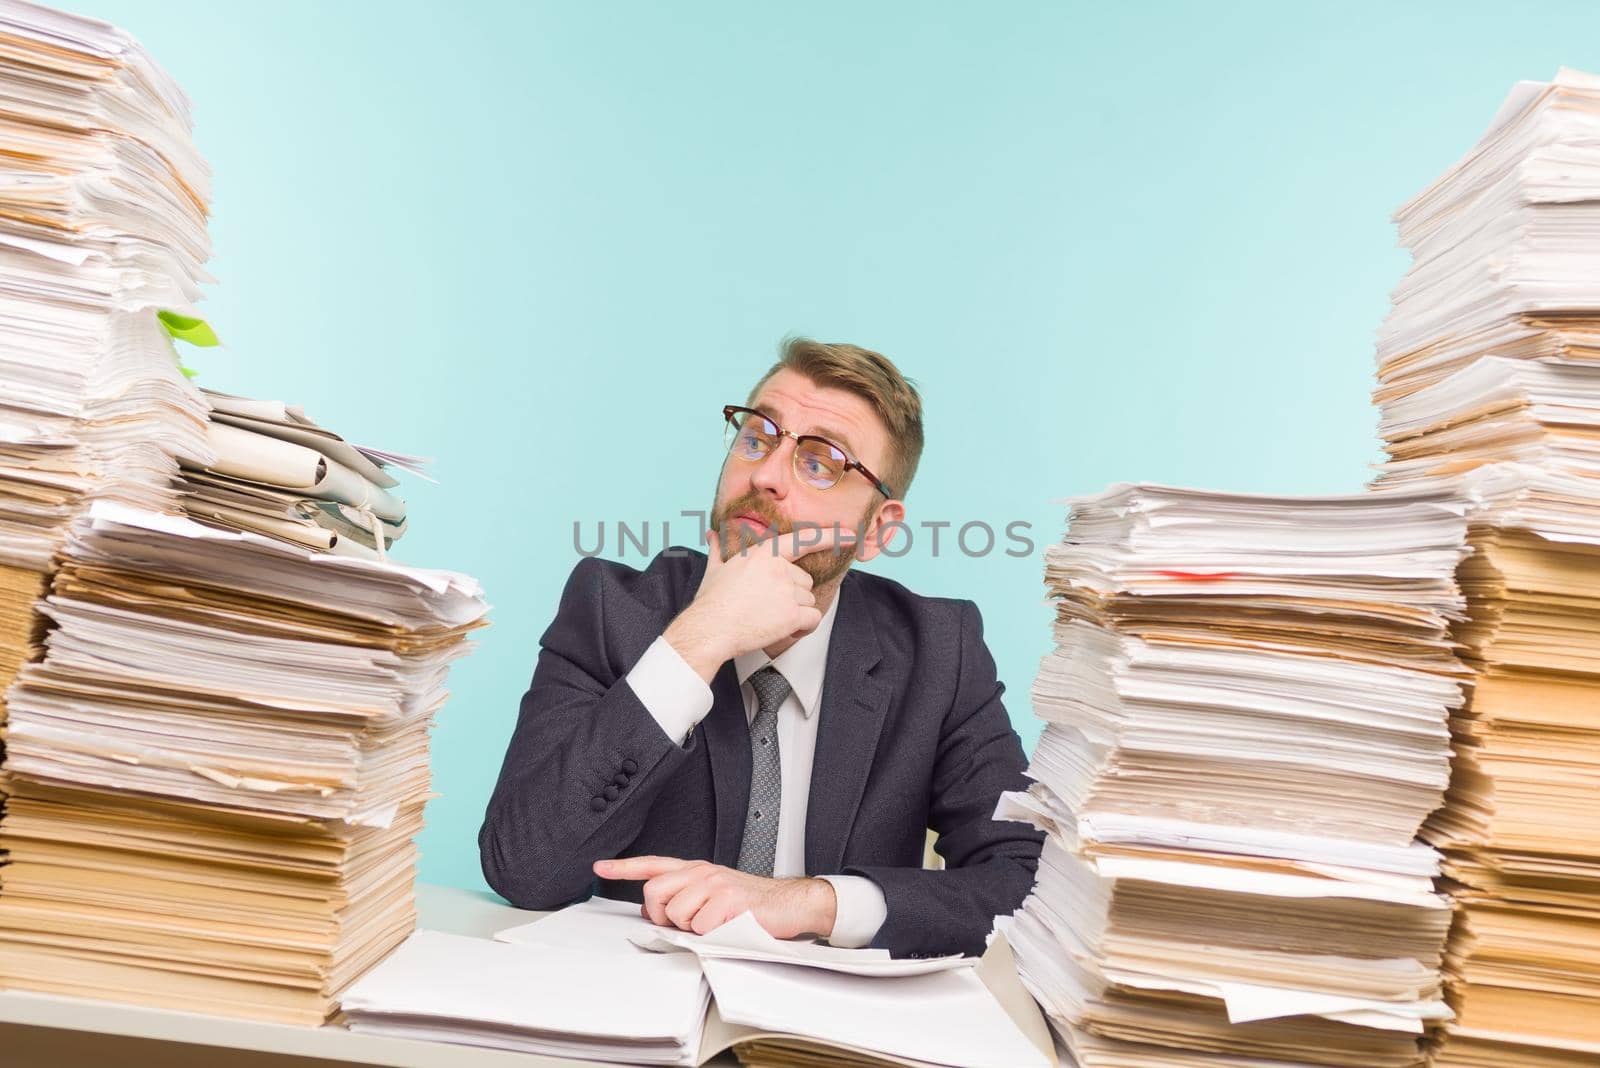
[709,489,867,588]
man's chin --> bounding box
[796,546,855,588]
[717,519,775,560]
[714,525,854,584]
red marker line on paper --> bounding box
[1153,570,1239,581]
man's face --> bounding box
[709,368,894,586]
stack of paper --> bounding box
[1373,68,1600,487]
[0,503,488,1023]
[1400,467,1600,1067]
[178,389,428,559]
[1370,68,1600,1066]
[0,0,491,1030]
[998,482,1471,1067]
[0,0,214,719]
[0,0,214,560]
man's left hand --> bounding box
[593,856,837,939]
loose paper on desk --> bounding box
[633,911,973,977]
[495,897,972,977]
[341,928,710,1065]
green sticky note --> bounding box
[158,310,220,347]
[179,365,199,379]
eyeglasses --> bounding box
[722,405,895,499]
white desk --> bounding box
[0,883,739,1068]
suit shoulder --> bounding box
[565,547,706,612]
[845,567,972,635]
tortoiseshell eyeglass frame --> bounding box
[722,404,895,500]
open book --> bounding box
[340,897,1055,1067]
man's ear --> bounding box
[854,499,906,563]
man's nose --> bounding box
[748,437,795,497]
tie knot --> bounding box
[748,665,791,715]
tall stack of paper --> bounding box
[0,503,488,1023]
[997,483,1471,1067]
[1374,68,1600,487]
[0,0,213,722]
[0,0,490,1029]
[1371,67,1600,1068]
[180,389,426,559]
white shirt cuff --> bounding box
[625,636,714,746]
[819,875,887,949]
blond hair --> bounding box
[747,336,924,500]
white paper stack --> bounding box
[1374,68,1600,487]
[998,482,1470,1068]
[0,0,214,569]
[0,0,215,757]
[0,503,488,1023]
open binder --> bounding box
[342,898,1055,1068]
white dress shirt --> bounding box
[622,592,889,947]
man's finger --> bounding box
[640,865,706,926]
[594,855,688,881]
[641,875,676,927]
[703,528,721,570]
[663,882,713,931]
[691,900,736,936]
[790,605,823,634]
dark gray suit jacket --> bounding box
[478,547,1044,957]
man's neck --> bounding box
[762,578,841,660]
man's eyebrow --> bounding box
[811,425,858,456]
[751,403,858,456]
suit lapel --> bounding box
[805,571,889,876]
[686,554,892,873]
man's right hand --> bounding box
[663,524,855,682]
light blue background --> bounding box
[79,0,1599,892]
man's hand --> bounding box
[593,856,838,939]
[664,525,854,682]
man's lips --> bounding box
[732,512,770,534]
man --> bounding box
[479,338,1043,957]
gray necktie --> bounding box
[735,665,789,877]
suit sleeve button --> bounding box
[590,796,606,812]
[613,772,630,787]
[603,784,620,801]
[621,759,639,774]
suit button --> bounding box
[612,772,629,787]
[621,759,638,774]
[603,785,620,801]
[590,796,606,812]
